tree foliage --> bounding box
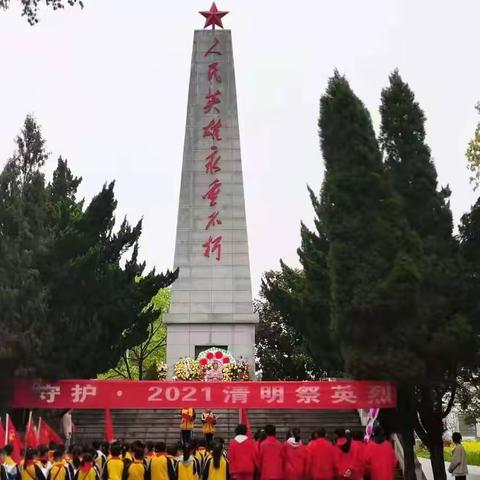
[0,0,83,24]
[255,283,325,381]
[262,71,479,480]
[0,115,177,379]
[102,289,171,380]
[379,71,477,480]
[466,103,480,190]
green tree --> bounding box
[0,0,83,24]
[466,102,480,190]
[261,192,343,376]
[0,115,177,379]
[380,71,476,480]
[316,72,424,384]
[102,289,171,380]
[254,285,325,381]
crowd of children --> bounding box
[0,423,398,480]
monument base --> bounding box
[166,323,256,377]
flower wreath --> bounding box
[197,347,236,369]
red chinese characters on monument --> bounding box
[203,235,223,261]
[204,89,222,114]
[205,146,221,174]
[204,37,222,57]
[201,36,225,261]
[202,179,222,207]
[208,62,221,83]
[206,210,222,230]
[203,119,223,141]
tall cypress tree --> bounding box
[380,71,476,480]
[319,72,424,382]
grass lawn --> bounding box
[415,441,480,466]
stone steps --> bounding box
[72,408,362,446]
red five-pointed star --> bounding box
[199,2,229,30]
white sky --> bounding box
[0,0,478,297]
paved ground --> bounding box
[419,457,480,479]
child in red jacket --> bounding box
[306,429,336,480]
[258,425,284,480]
[283,429,306,480]
[335,430,356,479]
[228,424,258,480]
[364,426,397,480]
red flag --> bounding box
[6,414,23,462]
[239,408,253,439]
[38,417,63,446]
[104,408,115,443]
[25,412,38,449]
[0,417,5,448]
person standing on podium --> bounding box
[179,408,196,446]
[201,409,217,445]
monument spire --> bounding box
[166,7,258,375]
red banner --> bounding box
[13,380,396,410]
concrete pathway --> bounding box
[419,457,480,479]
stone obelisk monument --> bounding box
[166,3,258,373]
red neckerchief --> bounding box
[80,462,93,473]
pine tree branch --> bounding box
[443,384,457,418]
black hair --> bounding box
[211,440,223,469]
[49,441,58,451]
[197,439,207,448]
[335,428,346,438]
[452,432,462,444]
[373,425,386,444]
[133,445,144,461]
[82,453,93,464]
[24,448,35,462]
[92,442,101,450]
[110,444,121,457]
[235,424,247,436]
[38,445,49,457]
[182,444,192,463]
[4,445,13,456]
[316,428,326,438]
[53,450,64,461]
[121,443,130,457]
[265,424,276,437]
[166,445,178,457]
[292,428,301,442]
[339,437,352,453]
[154,442,166,453]
[146,441,154,452]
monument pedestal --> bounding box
[166,28,258,374]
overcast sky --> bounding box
[0,0,479,296]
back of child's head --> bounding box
[154,442,166,453]
[211,440,224,469]
[38,445,49,458]
[197,438,206,449]
[110,444,121,457]
[49,441,58,451]
[265,424,276,437]
[132,445,144,461]
[53,450,64,462]
[92,442,100,451]
[4,445,13,456]
[82,453,93,464]
[166,445,177,458]
[24,448,36,463]
[182,444,192,462]
[146,442,154,452]
[235,424,247,436]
